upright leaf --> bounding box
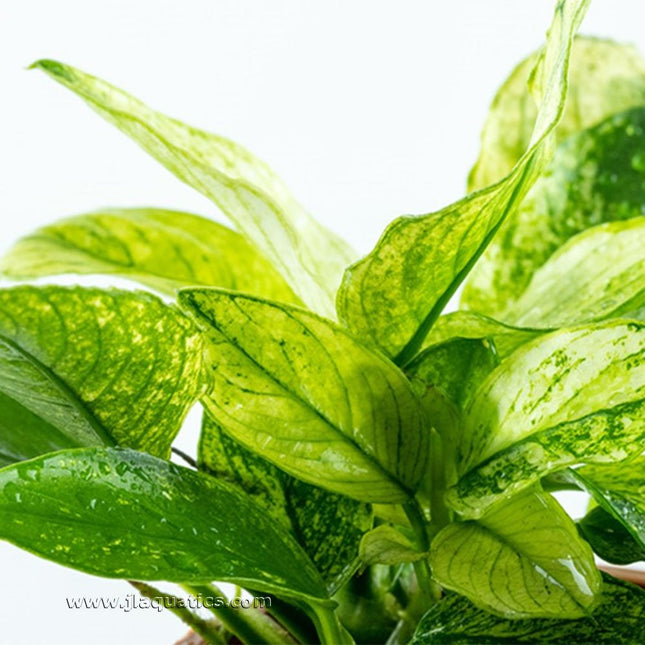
[464,106,645,316]
[0,447,328,602]
[0,286,204,459]
[578,506,645,565]
[504,218,645,327]
[337,0,588,363]
[199,412,372,592]
[180,289,428,504]
[33,60,355,318]
[469,36,645,191]
[410,573,645,644]
[430,489,601,619]
[0,208,297,303]
[447,321,645,518]
[571,457,645,556]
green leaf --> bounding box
[0,286,204,459]
[359,525,424,566]
[420,311,543,359]
[430,489,601,619]
[0,447,328,602]
[33,61,355,318]
[578,506,645,565]
[447,321,645,518]
[469,36,645,191]
[199,411,372,592]
[504,218,645,327]
[0,208,297,303]
[410,573,645,644]
[180,289,428,504]
[0,336,114,467]
[571,457,645,556]
[337,0,588,363]
[464,106,645,317]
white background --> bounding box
[1,1,644,643]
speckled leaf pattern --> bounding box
[571,457,645,555]
[578,506,645,565]
[359,525,424,566]
[0,208,297,303]
[180,289,428,503]
[33,61,355,318]
[468,36,645,191]
[199,412,372,592]
[504,217,645,327]
[448,321,645,518]
[0,447,328,602]
[410,573,645,644]
[337,0,588,363]
[0,286,204,458]
[430,489,601,619]
[464,106,645,317]
[0,336,114,466]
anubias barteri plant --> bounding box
[1,1,644,642]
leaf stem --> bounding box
[403,499,438,601]
[183,584,295,645]
[129,581,225,645]
[310,603,355,645]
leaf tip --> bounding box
[29,59,74,82]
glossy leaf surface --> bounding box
[410,573,644,644]
[0,448,328,601]
[430,489,601,619]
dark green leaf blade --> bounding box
[410,573,645,644]
[0,286,204,459]
[571,457,645,556]
[199,412,372,591]
[578,506,645,565]
[337,0,588,362]
[464,106,645,317]
[469,36,645,191]
[180,289,429,504]
[430,489,601,619]
[0,208,298,303]
[0,447,328,602]
[32,61,355,317]
[447,321,645,518]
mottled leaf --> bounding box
[199,411,372,592]
[469,36,645,190]
[337,0,588,363]
[447,321,645,517]
[571,457,645,557]
[0,447,328,602]
[0,208,297,303]
[33,60,355,318]
[410,573,645,644]
[578,506,645,565]
[464,106,645,316]
[180,289,428,504]
[430,489,601,619]
[0,336,114,467]
[359,525,424,566]
[0,286,204,459]
[504,218,645,327]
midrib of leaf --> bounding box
[194,301,412,498]
[0,333,116,448]
[395,161,535,366]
